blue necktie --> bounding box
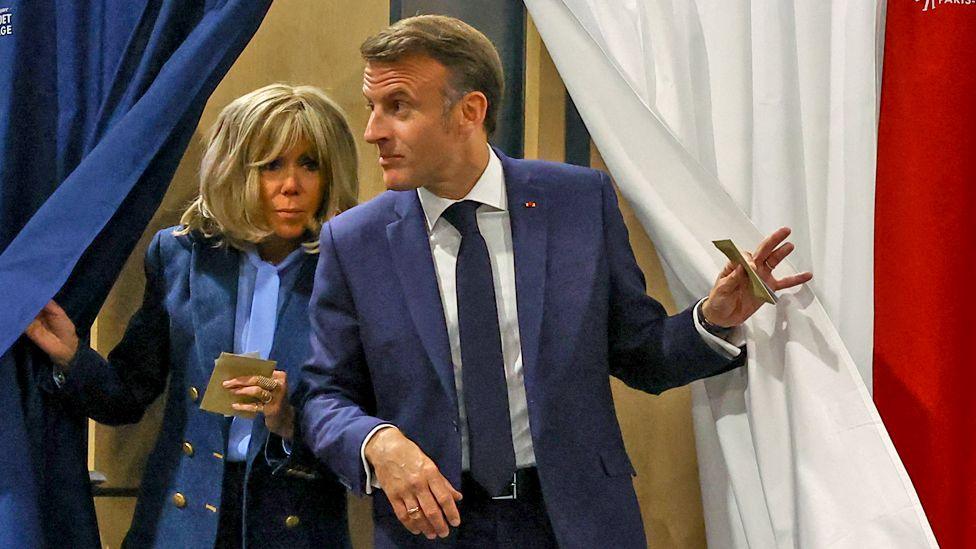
[227,257,279,461]
[442,200,516,496]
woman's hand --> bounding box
[224,370,294,440]
[25,301,79,368]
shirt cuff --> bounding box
[361,423,396,495]
[693,298,744,359]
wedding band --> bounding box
[260,390,273,404]
[256,376,279,392]
[406,506,421,516]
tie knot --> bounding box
[441,200,482,235]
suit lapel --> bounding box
[498,150,548,393]
[387,191,458,409]
[189,240,238,380]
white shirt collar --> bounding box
[416,146,507,232]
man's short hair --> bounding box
[361,14,505,136]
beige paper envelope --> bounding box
[199,352,276,418]
[712,239,778,305]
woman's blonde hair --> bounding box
[177,83,358,252]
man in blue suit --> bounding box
[298,15,812,548]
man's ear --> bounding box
[458,91,488,135]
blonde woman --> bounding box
[26,84,357,548]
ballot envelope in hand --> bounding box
[712,239,778,305]
[199,352,276,418]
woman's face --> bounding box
[258,137,325,244]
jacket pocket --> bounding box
[600,450,636,478]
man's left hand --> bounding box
[703,227,813,328]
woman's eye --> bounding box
[261,159,282,171]
[302,159,320,171]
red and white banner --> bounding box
[876,1,976,545]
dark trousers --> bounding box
[214,460,246,549]
[456,469,558,548]
[374,468,558,548]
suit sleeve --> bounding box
[53,232,171,425]
[600,173,744,393]
[295,222,387,495]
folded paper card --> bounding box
[712,239,778,305]
[199,352,276,418]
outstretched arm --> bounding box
[26,233,170,425]
[600,174,743,393]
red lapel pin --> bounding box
[524,201,537,208]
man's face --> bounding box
[363,55,463,192]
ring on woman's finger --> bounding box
[256,376,279,392]
[406,506,421,516]
[259,390,273,404]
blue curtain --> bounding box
[0,1,271,546]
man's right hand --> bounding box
[25,300,79,368]
[365,427,462,539]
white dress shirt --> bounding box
[360,147,741,492]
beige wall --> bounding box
[93,5,705,549]
[525,18,707,549]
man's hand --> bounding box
[704,227,813,327]
[25,300,79,367]
[224,370,294,440]
[365,427,462,539]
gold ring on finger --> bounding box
[406,506,421,516]
[260,390,273,404]
[256,376,279,392]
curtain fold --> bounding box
[524,0,936,546]
[0,1,271,546]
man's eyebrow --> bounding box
[364,85,413,101]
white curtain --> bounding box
[524,0,936,546]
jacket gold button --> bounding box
[188,386,199,401]
[172,493,187,509]
[285,515,300,529]
[182,442,194,457]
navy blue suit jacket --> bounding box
[299,151,742,548]
[53,228,348,549]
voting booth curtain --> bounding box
[525,0,938,546]
[0,1,269,546]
